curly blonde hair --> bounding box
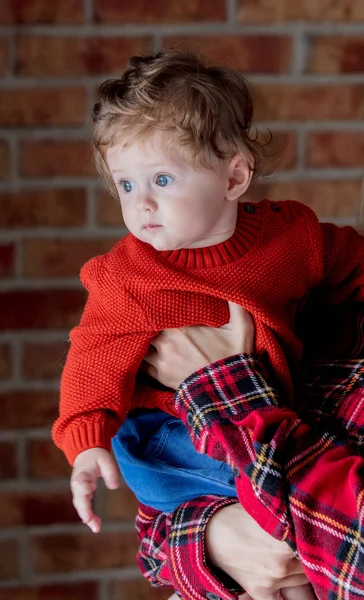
[92,48,274,197]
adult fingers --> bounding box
[226,301,255,353]
[226,301,253,328]
[143,345,159,368]
[240,569,307,600]
[148,331,164,352]
[278,558,307,578]
[281,584,316,600]
[140,358,158,380]
[244,589,282,600]
[278,574,310,590]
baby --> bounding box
[52,49,364,599]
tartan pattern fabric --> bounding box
[302,359,364,448]
[136,496,240,600]
[136,350,364,600]
[175,357,297,542]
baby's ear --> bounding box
[225,154,253,201]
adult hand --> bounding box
[240,586,315,600]
[144,301,254,390]
[206,503,314,600]
[71,448,120,533]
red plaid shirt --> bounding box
[136,315,364,600]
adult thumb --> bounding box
[227,301,254,330]
[99,453,120,490]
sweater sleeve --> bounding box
[52,254,157,465]
[285,200,364,299]
[174,354,364,599]
[289,201,364,357]
[318,222,364,302]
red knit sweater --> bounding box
[52,199,364,464]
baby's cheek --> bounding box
[120,210,137,235]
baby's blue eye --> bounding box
[120,180,135,193]
[156,174,174,187]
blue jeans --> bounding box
[112,409,238,512]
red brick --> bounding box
[254,84,364,121]
[0,140,10,179]
[0,581,99,600]
[98,190,124,226]
[237,0,285,22]
[309,37,364,74]
[0,38,9,76]
[162,35,292,73]
[0,0,84,24]
[0,583,98,600]
[17,36,149,77]
[0,442,17,479]
[0,290,85,330]
[255,130,296,174]
[27,439,71,479]
[0,1,12,23]
[103,483,139,521]
[0,344,11,380]
[237,0,364,22]
[31,531,138,573]
[0,242,14,277]
[0,390,58,429]
[24,238,117,277]
[274,131,297,170]
[109,580,172,600]
[0,87,86,126]
[95,0,226,23]
[20,141,93,178]
[247,180,361,219]
[0,491,77,527]
[307,132,364,168]
[0,189,86,229]
[22,341,67,380]
[0,539,19,579]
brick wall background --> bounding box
[0,0,364,598]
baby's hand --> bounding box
[71,447,120,533]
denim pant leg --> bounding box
[112,408,238,512]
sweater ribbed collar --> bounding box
[155,201,263,270]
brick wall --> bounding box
[0,1,363,598]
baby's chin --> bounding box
[148,240,180,251]
[132,233,174,251]
[133,230,197,251]
[142,236,186,252]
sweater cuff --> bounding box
[62,419,120,465]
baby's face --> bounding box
[106,131,238,251]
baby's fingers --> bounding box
[71,471,99,531]
[83,514,101,534]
